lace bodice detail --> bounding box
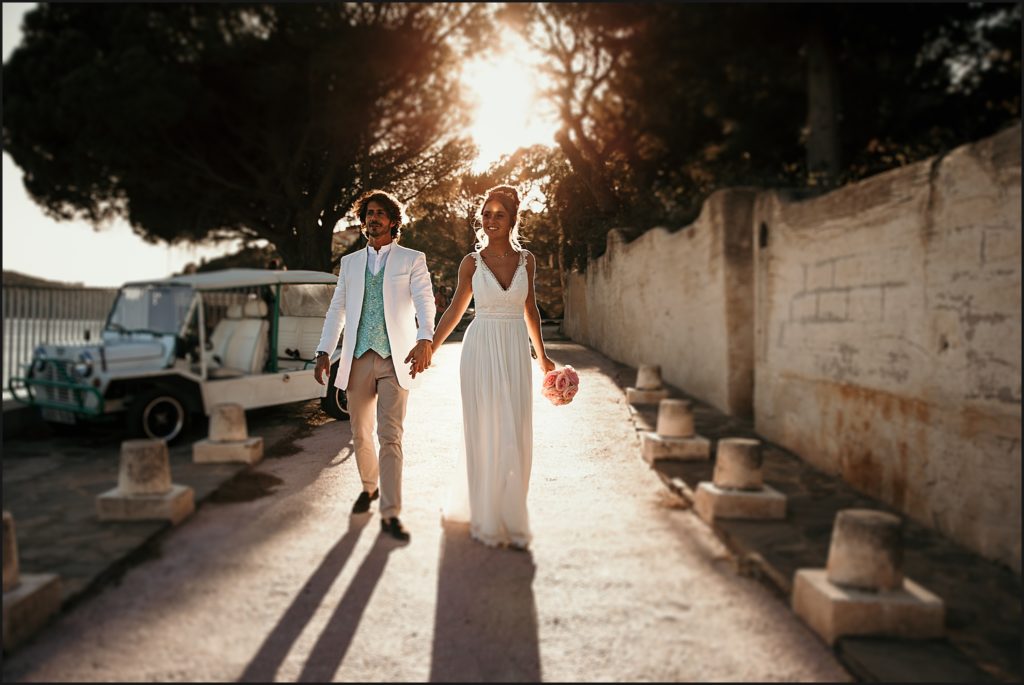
[472,250,528,317]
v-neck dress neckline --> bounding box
[478,250,525,293]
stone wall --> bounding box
[753,124,1021,571]
[563,188,758,418]
[562,124,1021,571]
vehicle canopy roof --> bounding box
[122,268,338,291]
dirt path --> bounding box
[3,340,850,682]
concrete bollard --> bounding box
[3,511,18,593]
[792,508,944,645]
[208,403,248,442]
[694,438,786,523]
[117,439,173,496]
[193,403,263,465]
[656,399,694,438]
[640,398,710,463]
[2,510,62,652]
[626,364,670,405]
[636,364,664,390]
[826,509,903,591]
[713,438,763,491]
[96,439,194,524]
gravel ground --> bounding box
[2,340,851,682]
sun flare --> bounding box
[462,51,559,173]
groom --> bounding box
[314,189,436,542]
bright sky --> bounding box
[1,5,558,287]
[461,49,559,173]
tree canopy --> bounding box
[511,2,1021,269]
[3,3,490,271]
[4,3,1019,277]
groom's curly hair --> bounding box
[352,189,405,239]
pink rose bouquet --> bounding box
[542,365,580,406]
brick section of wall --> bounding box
[753,124,1021,572]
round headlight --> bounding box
[73,352,93,379]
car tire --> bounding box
[320,361,350,421]
[127,386,192,444]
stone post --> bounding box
[826,509,903,591]
[96,439,195,524]
[636,364,663,390]
[640,399,710,463]
[656,399,694,438]
[792,508,945,644]
[694,438,786,523]
[713,438,763,490]
[117,439,172,496]
[626,364,669,405]
[193,403,264,465]
[2,511,62,652]
[210,403,248,441]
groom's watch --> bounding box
[315,351,329,360]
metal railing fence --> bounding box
[2,286,118,395]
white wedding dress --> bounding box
[443,249,533,547]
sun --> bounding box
[461,50,559,174]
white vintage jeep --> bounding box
[9,268,349,443]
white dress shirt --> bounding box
[367,242,393,276]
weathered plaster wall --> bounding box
[563,124,1021,571]
[562,189,757,417]
[753,124,1021,571]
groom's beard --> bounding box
[366,223,389,241]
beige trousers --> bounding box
[347,350,409,519]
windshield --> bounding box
[106,285,195,335]
[279,283,335,316]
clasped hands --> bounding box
[405,339,433,379]
[312,340,432,384]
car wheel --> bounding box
[320,361,350,421]
[128,387,192,443]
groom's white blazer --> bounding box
[316,243,436,391]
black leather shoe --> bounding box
[380,517,411,542]
[352,489,379,514]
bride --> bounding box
[431,185,555,550]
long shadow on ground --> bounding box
[429,520,541,682]
[238,514,371,682]
[296,533,400,682]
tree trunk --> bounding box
[805,17,842,186]
[555,128,620,216]
[273,217,336,273]
[556,224,567,302]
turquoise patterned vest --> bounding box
[353,261,391,359]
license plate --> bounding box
[41,408,77,425]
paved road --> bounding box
[2,340,850,682]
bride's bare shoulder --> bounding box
[459,253,478,271]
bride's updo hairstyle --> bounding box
[474,184,525,253]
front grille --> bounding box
[39,361,73,405]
